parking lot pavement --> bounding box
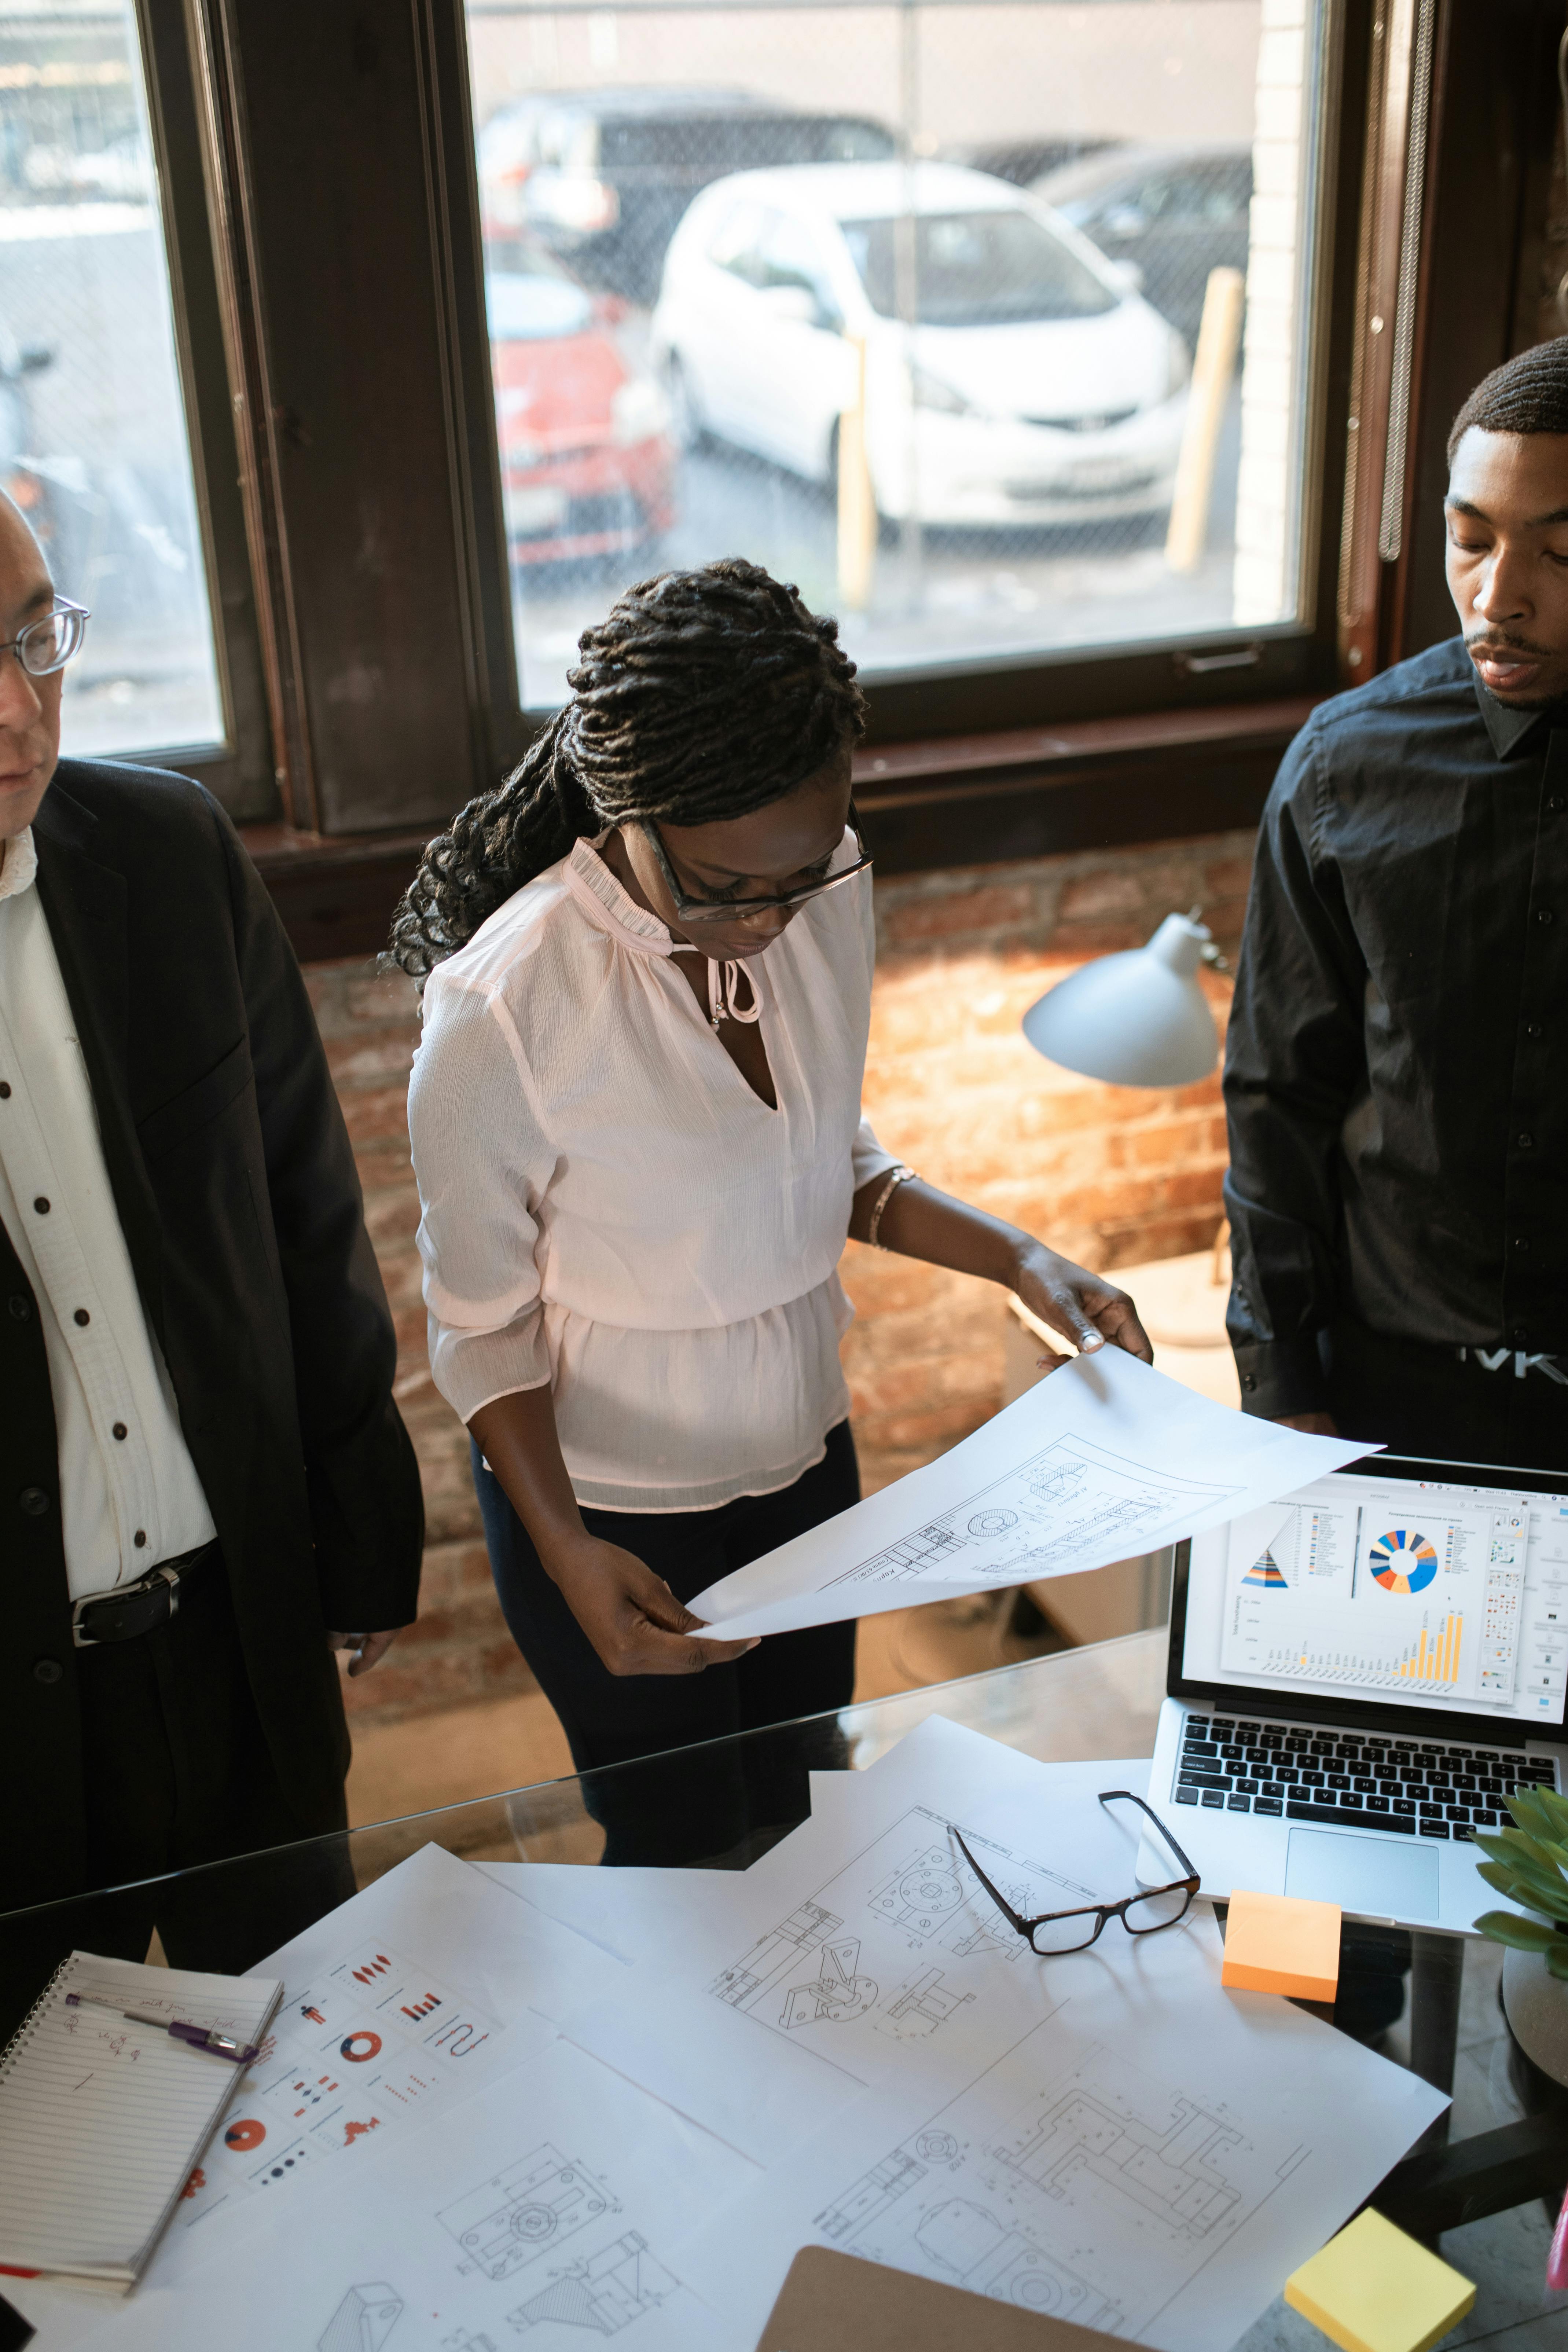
[510,409,1242,709]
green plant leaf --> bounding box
[1474,1859,1552,1913]
[1508,1792,1565,1843]
[1547,1944,1568,1983]
[1476,1855,1568,1915]
[1474,1909,1557,1950]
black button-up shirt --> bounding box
[1224,634,1568,1417]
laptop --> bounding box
[1141,1452,1568,1932]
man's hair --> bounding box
[388,558,864,980]
[1447,335,1568,464]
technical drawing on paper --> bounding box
[440,2144,618,2282]
[507,2232,678,2335]
[822,1434,1239,1595]
[318,2282,404,2352]
[809,2032,1306,2336]
[708,1808,1097,2052]
[877,1968,975,2042]
[991,2084,1242,2238]
[440,2335,498,2352]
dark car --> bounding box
[1031,140,1253,342]
[478,85,895,303]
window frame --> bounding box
[80,0,1394,942]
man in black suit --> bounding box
[0,488,423,1981]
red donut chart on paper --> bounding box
[339,2030,383,2063]
[224,2118,267,2152]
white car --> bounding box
[651,161,1191,528]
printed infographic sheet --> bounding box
[71,2040,742,2352]
[690,1350,1372,1639]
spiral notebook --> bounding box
[0,1950,282,2292]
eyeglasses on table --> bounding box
[952,1789,1202,1956]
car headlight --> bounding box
[909,364,977,418]
[610,376,671,447]
[1160,327,1193,403]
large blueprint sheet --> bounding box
[690,1350,1374,1638]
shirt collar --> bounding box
[0,826,37,903]
[1474,676,1566,759]
[561,834,676,958]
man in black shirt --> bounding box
[1225,338,1568,1470]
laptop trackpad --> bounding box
[1284,1829,1439,1918]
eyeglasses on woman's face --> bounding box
[638,801,873,930]
[952,1792,1201,1956]
[0,599,91,679]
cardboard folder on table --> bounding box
[753,2248,1127,2350]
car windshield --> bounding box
[486,270,595,341]
[841,208,1116,326]
[598,115,894,173]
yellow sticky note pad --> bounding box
[1285,2209,1475,2352]
[1220,1887,1341,2001]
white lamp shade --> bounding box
[1021,913,1219,1087]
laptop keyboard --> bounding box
[1175,1714,1557,1842]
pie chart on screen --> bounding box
[1370,1530,1438,1594]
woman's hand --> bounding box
[546,1534,760,1677]
[1013,1241,1154,1372]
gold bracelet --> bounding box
[867,1163,917,1249]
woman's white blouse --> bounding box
[407,834,896,1512]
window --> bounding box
[466,1,1328,709]
[0,1,223,758]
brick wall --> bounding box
[312,825,1254,1725]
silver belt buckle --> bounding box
[70,1562,184,1650]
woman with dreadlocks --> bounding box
[396,559,1150,1778]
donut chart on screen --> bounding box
[1369,1529,1438,1594]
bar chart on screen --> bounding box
[1237,1605,1466,1694]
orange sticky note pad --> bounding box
[1220,1888,1341,2000]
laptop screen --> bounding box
[1177,1463,1568,1732]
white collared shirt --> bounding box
[409,833,897,1512]
[0,825,215,1599]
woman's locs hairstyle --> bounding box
[389,558,866,979]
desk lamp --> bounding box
[1021,911,1228,1086]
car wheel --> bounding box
[665,358,708,455]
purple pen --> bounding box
[64,1992,261,2065]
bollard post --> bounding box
[837,335,877,612]
[1165,264,1245,575]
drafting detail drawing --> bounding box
[779,1938,879,2029]
[708,1808,1096,2052]
[990,2084,1242,2239]
[439,2335,498,2352]
[823,1436,1238,1596]
[507,2232,679,2336]
[877,1967,976,2043]
[317,2282,404,2352]
[812,2034,1284,2336]
[441,2145,619,2282]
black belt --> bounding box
[70,1540,219,1650]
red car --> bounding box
[487,256,673,565]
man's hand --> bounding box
[1272,1411,1340,1435]
[327,1628,403,1678]
[1014,1243,1154,1371]
[547,1535,761,1677]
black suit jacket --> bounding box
[2,759,423,1902]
